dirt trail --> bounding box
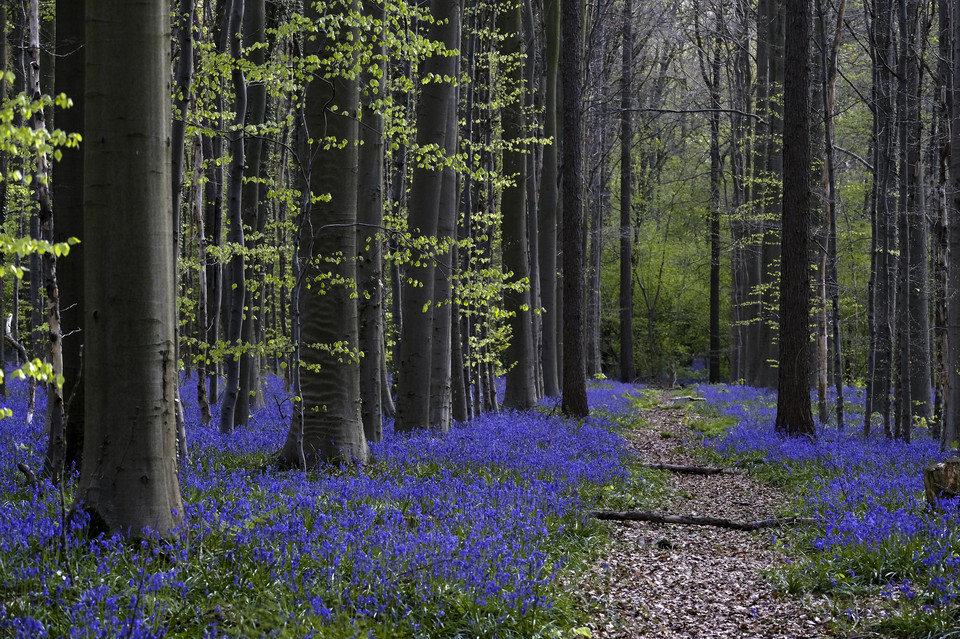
[577,401,837,638]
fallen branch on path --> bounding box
[644,463,736,475]
[588,510,817,531]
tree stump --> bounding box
[923,458,960,508]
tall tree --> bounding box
[29,0,65,483]
[501,0,537,410]
[775,0,815,437]
[894,0,929,442]
[944,0,960,448]
[77,0,185,537]
[538,0,561,397]
[618,0,635,384]
[357,0,387,443]
[218,0,247,434]
[279,0,367,467]
[395,0,460,433]
[864,0,897,436]
[236,0,268,428]
[53,0,84,468]
[561,0,588,417]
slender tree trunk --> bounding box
[775,0,815,438]
[27,0,64,483]
[561,0,588,417]
[395,0,460,432]
[236,0,267,429]
[618,0,635,384]
[501,1,537,409]
[357,0,386,443]
[218,0,247,434]
[53,0,84,468]
[539,0,561,397]
[944,0,960,448]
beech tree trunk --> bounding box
[280,0,367,467]
[775,0,816,438]
[619,0,635,384]
[943,0,960,448]
[53,0,84,468]
[28,0,65,483]
[561,0,588,417]
[236,0,268,429]
[218,0,247,434]
[357,0,386,443]
[395,0,460,432]
[539,0,561,397]
[77,0,184,538]
[501,0,537,410]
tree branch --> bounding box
[588,510,816,531]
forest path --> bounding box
[576,399,843,638]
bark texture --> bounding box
[78,0,184,537]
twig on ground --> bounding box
[587,510,817,531]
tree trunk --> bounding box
[865,0,896,437]
[943,0,960,448]
[236,0,267,429]
[501,0,537,410]
[27,0,65,483]
[561,0,588,417]
[775,0,815,438]
[618,0,635,384]
[357,0,386,443]
[539,0,561,397]
[218,0,247,434]
[77,0,184,538]
[395,0,460,432]
[53,0,84,470]
[280,0,367,467]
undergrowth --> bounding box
[0,377,661,638]
[691,383,960,638]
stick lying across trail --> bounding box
[643,463,737,475]
[588,510,817,531]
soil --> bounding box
[575,399,877,638]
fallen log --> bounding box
[644,463,734,475]
[588,510,816,531]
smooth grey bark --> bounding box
[619,0,635,384]
[53,0,84,468]
[357,0,386,443]
[236,0,267,429]
[894,0,929,442]
[693,0,722,385]
[816,0,847,428]
[501,0,537,410]
[395,0,460,433]
[944,0,960,448]
[280,0,367,467]
[539,0,561,397]
[561,0,588,417]
[77,0,184,537]
[218,0,247,434]
[865,0,896,437]
[757,0,784,389]
[28,0,64,483]
[775,0,815,438]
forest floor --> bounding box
[574,398,881,638]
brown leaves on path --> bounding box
[573,401,838,638]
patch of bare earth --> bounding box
[576,400,840,638]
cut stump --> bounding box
[923,457,960,508]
